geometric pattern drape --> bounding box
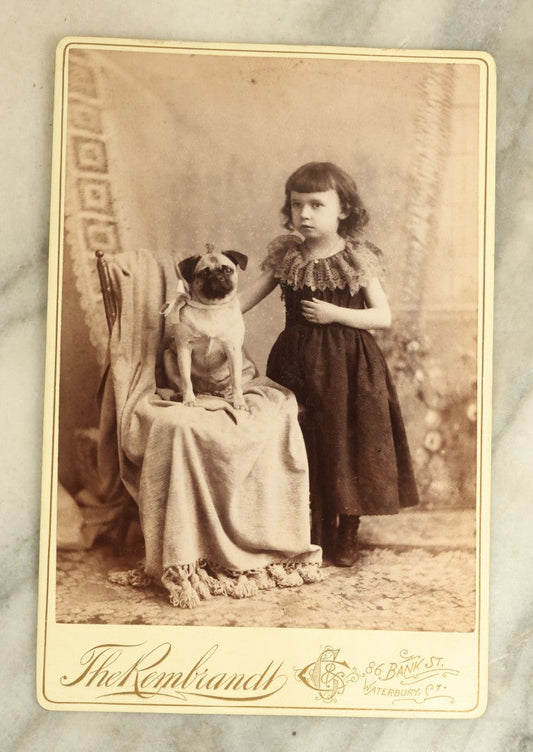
[64,50,123,366]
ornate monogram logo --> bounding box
[296,647,358,703]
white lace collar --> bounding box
[261,234,384,295]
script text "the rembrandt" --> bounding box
[61,643,287,702]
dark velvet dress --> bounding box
[262,234,419,519]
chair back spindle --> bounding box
[95,250,117,333]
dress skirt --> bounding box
[266,286,419,517]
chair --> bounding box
[91,248,322,603]
[84,249,139,553]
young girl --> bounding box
[240,162,419,567]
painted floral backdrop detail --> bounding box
[376,329,477,509]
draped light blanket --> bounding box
[99,250,322,607]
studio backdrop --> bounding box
[59,47,480,509]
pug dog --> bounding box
[167,246,249,410]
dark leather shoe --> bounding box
[334,515,360,567]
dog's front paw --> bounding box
[183,393,197,407]
[232,395,248,411]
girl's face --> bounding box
[290,189,347,242]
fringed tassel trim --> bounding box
[296,563,325,584]
[267,563,304,588]
[109,559,323,608]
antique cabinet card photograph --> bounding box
[37,37,495,717]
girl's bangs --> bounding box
[287,170,336,195]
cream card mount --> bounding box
[38,37,495,717]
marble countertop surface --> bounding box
[2,1,532,750]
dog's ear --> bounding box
[178,255,201,284]
[222,251,248,271]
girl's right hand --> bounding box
[301,298,340,325]
[302,278,392,330]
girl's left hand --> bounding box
[301,298,339,325]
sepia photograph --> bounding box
[49,42,487,632]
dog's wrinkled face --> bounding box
[179,250,248,304]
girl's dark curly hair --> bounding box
[281,162,369,238]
